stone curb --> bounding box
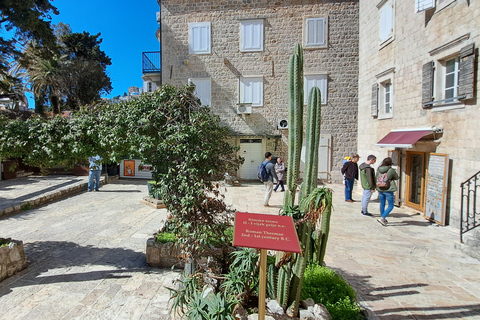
[0,175,119,219]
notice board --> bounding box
[424,153,449,225]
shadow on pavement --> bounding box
[331,268,480,319]
[0,240,178,298]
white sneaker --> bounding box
[377,218,387,226]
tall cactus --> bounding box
[284,44,303,207]
[276,44,332,318]
[302,87,322,196]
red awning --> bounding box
[376,129,432,148]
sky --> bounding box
[26,0,161,105]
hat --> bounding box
[344,156,351,160]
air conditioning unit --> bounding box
[236,104,252,114]
[278,119,288,129]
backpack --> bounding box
[376,172,391,190]
[257,161,269,182]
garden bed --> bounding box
[0,238,27,282]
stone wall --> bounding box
[357,0,480,230]
[161,0,359,182]
[0,240,27,282]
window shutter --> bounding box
[371,83,378,117]
[189,78,211,107]
[305,18,325,47]
[240,77,263,106]
[240,20,263,52]
[189,22,211,54]
[379,3,393,43]
[458,43,475,100]
[422,61,434,105]
[304,75,327,104]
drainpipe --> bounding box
[158,0,162,86]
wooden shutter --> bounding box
[458,43,475,100]
[371,83,378,117]
[422,61,434,105]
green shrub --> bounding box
[301,264,363,320]
[155,231,176,243]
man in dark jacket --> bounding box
[359,155,377,216]
[341,154,359,202]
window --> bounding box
[443,57,459,100]
[240,76,263,107]
[423,42,475,108]
[371,68,394,118]
[189,22,211,54]
[304,74,327,105]
[378,0,394,45]
[304,18,327,48]
[240,19,263,52]
[189,78,211,107]
[379,81,393,118]
[147,82,153,92]
[415,0,435,12]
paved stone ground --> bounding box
[0,178,177,320]
[0,178,479,319]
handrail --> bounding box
[460,170,480,243]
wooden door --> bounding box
[405,151,426,211]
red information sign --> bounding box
[233,212,301,253]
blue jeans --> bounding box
[378,191,394,218]
[345,178,354,201]
[88,170,101,191]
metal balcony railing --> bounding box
[142,51,161,74]
[460,170,480,243]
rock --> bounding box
[299,309,316,320]
[267,299,284,315]
[301,298,316,309]
[313,304,332,320]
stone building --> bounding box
[158,0,359,182]
[357,0,479,256]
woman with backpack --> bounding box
[376,157,399,226]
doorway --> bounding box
[238,139,263,180]
[405,151,426,211]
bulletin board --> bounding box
[424,153,449,225]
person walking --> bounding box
[87,155,103,192]
[359,155,377,216]
[262,152,278,207]
[341,154,359,202]
[273,157,286,192]
[376,157,399,226]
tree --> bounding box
[59,30,112,109]
[0,0,58,76]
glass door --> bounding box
[406,152,426,211]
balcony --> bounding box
[142,51,161,74]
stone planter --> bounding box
[146,238,184,268]
[0,239,27,282]
[146,237,235,273]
